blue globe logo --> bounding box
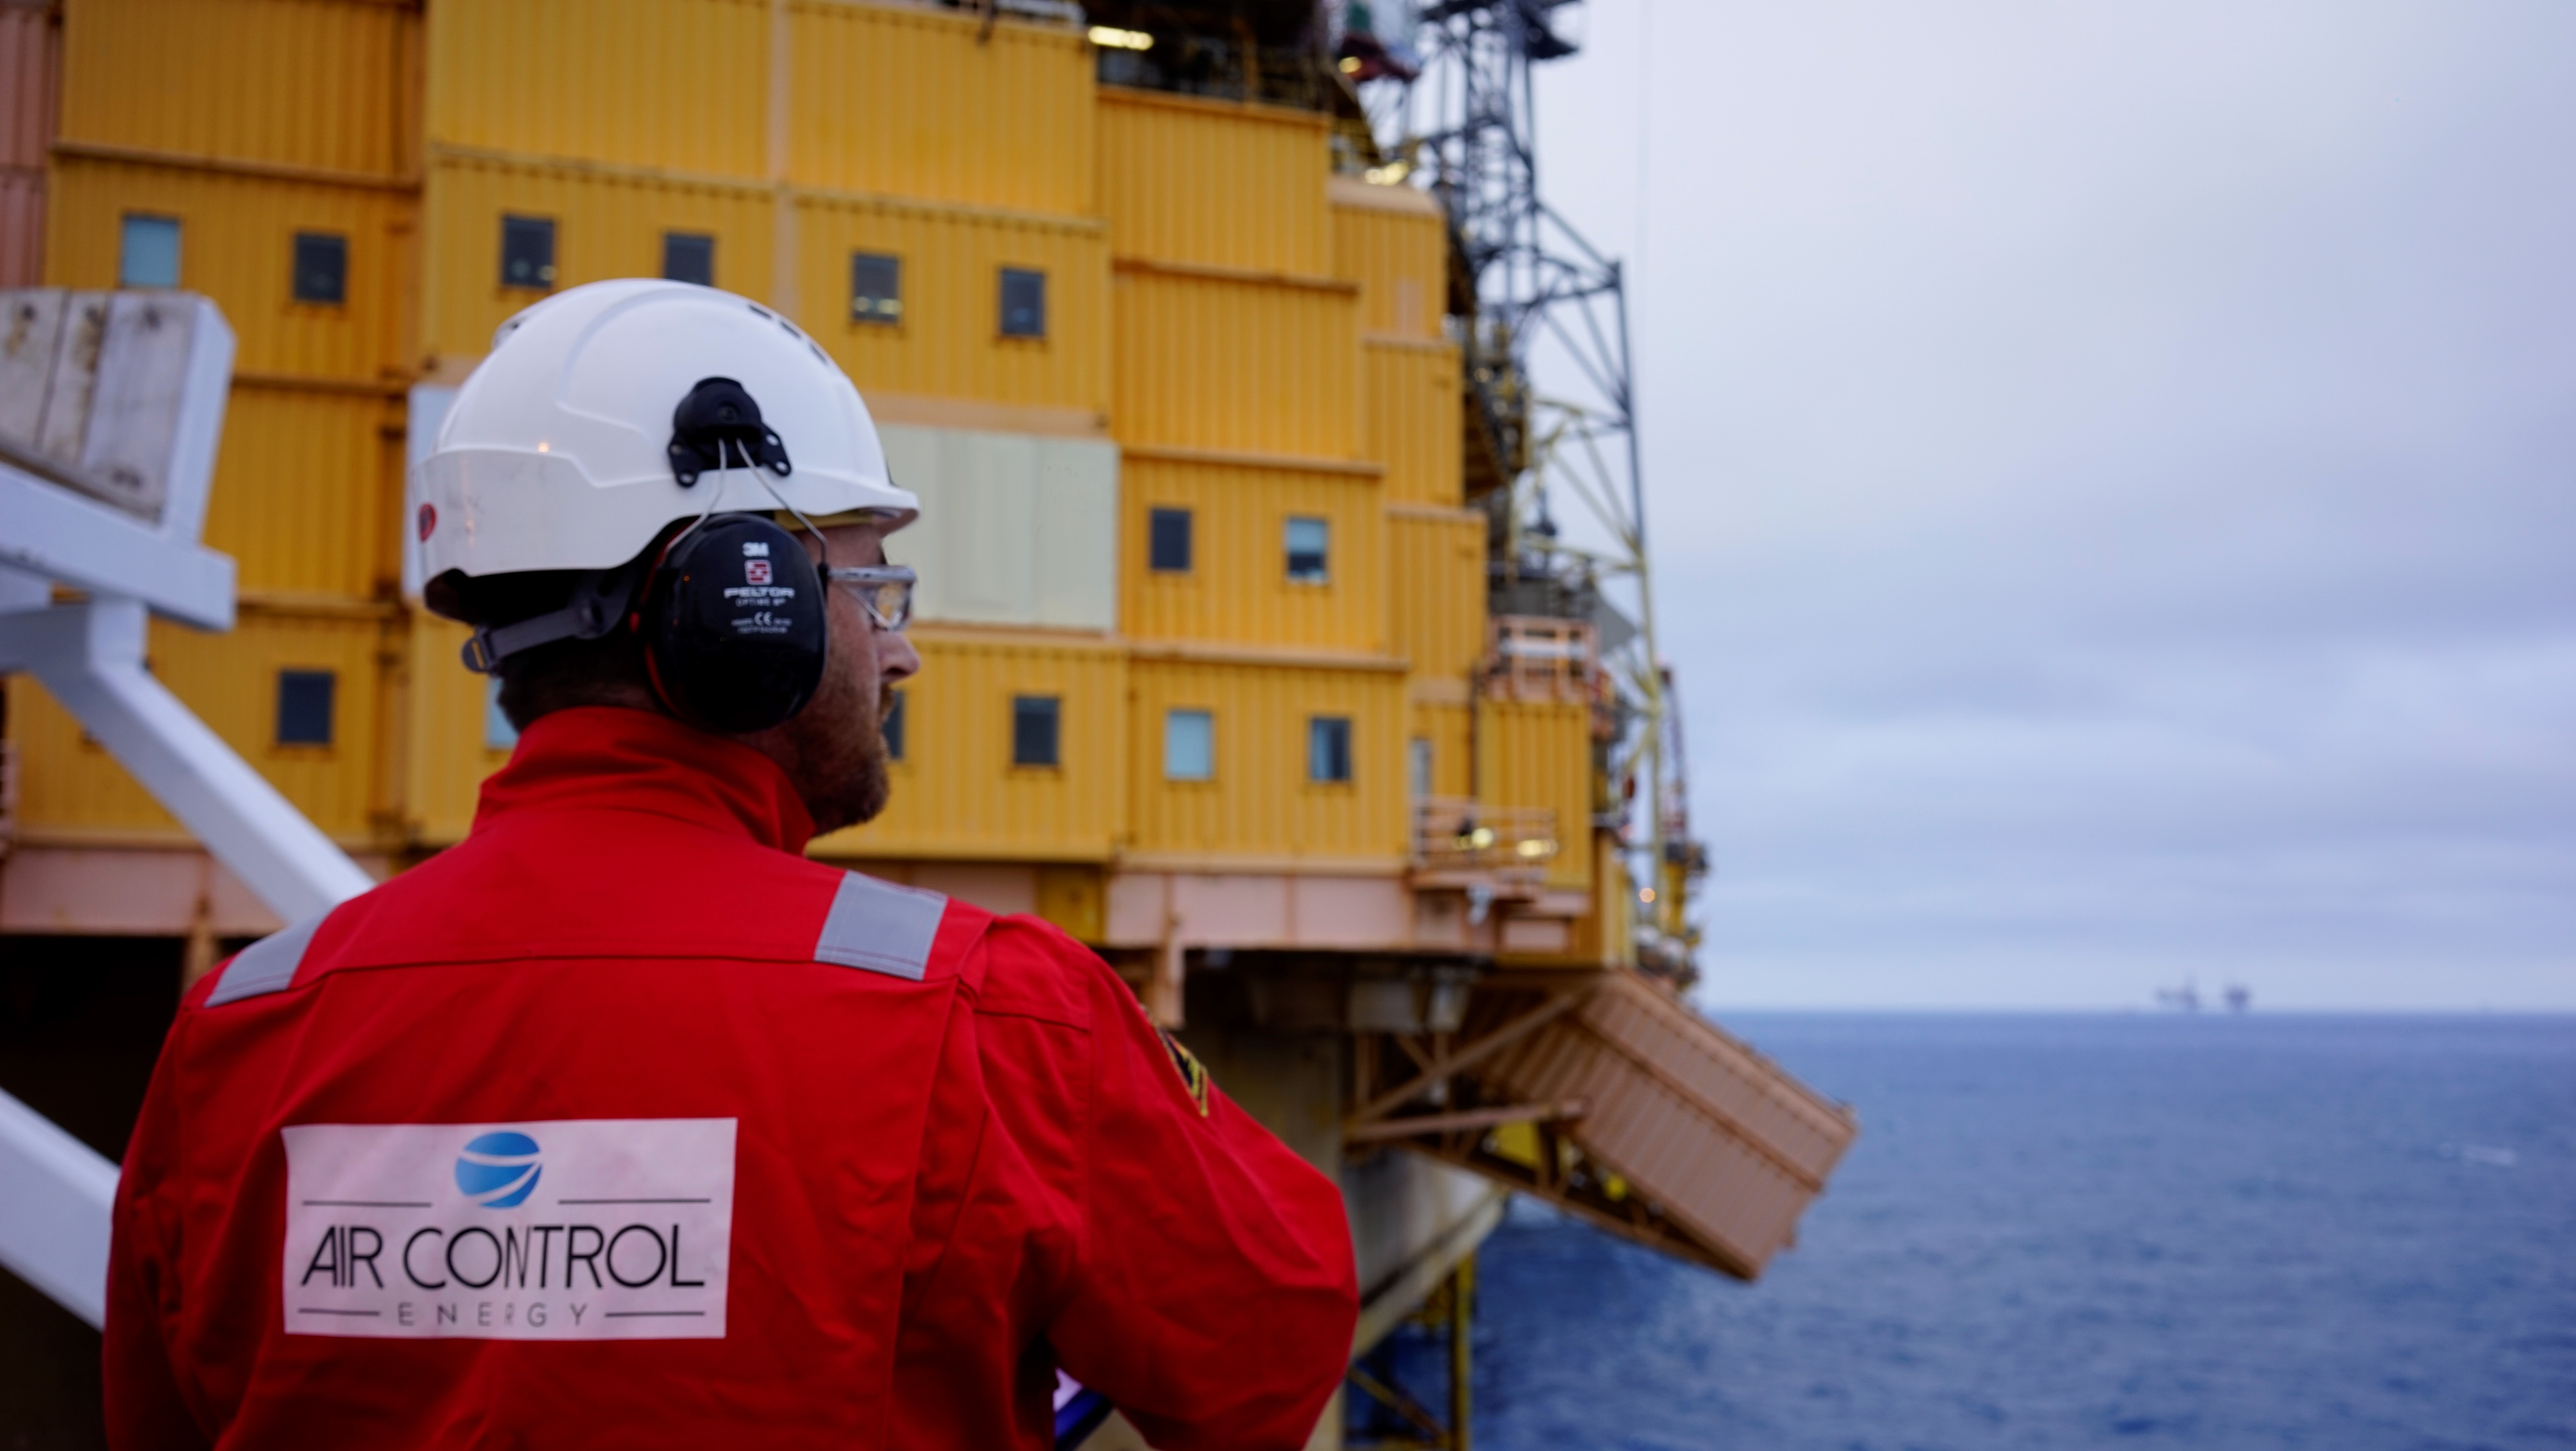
[454,1131,542,1208]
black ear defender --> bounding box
[636,513,829,734]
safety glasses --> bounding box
[823,564,916,632]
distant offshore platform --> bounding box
[2156,981,2253,1012]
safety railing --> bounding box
[1412,797,1559,877]
[1483,614,1600,705]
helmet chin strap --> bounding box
[461,554,649,674]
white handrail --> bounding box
[0,1089,121,1329]
[0,290,374,1326]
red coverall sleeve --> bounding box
[103,1012,212,1451]
[1045,951,1359,1451]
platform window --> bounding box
[1149,507,1193,573]
[484,677,519,752]
[500,215,556,290]
[1165,709,1214,782]
[276,670,336,748]
[120,215,181,289]
[851,253,901,324]
[1012,695,1060,768]
[663,232,715,287]
[999,267,1046,339]
[291,232,347,304]
[1285,516,1329,582]
[883,689,907,761]
[1409,736,1432,798]
[1308,715,1352,784]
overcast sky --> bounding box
[1514,1,2575,1009]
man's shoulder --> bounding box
[968,914,1115,1031]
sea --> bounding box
[1369,1012,2576,1451]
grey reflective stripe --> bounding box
[205,911,330,1006]
[814,873,947,982]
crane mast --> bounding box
[1351,0,1706,979]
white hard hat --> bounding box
[414,279,917,595]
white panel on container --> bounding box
[948,429,1037,621]
[1035,437,1117,629]
[881,423,1116,633]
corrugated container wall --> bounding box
[1112,266,1359,459]
[427,0,766,179]
[58,0,418,177]
[203,386,404,598]
[1386,508,1485,680]
[792,3,1095,216]
[794,199,1107,414]
[1484,699,1595,891]
[0,0,54,286]
[1408,701,1474,799]
[44,158,414,380]
[1328,179,1444,343]
[1125,658,1408,867]
[1121,455,1386,653]
[1361,339,1461,507]
[422,154,776,363]
[1099,91,1328,277]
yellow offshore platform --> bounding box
[0,1,1854,1444]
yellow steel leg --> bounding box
[1449,1253,1473,1451]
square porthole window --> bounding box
[120,215,181,289]
[1012,695,1060,768]
[883,689,907,761]
[851,253,902,324]
[1165,709,1214,782]
[500,215,557,290]
[1149,507,1193,573]
[291,232,347,305]
[276,670,336,748]
[1285,516,1329,582]
[484,676,520,752]
[663,232,715,286]
[999,267,1046,339]
[1308,715,1352,784]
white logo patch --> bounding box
[281,1118,735,1340]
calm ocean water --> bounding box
[1436,1014,2576,1451]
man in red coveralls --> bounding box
[103,279,1359,1450]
